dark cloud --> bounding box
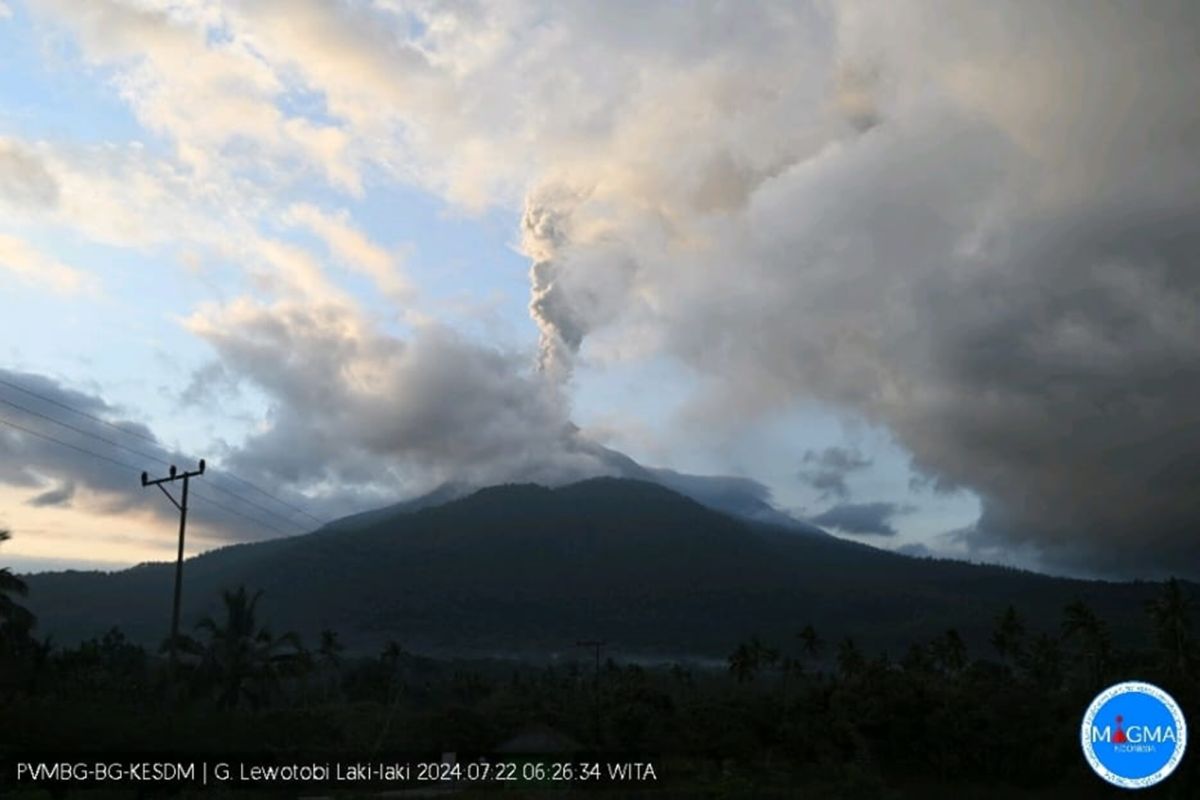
[798,446,872,499]
[507,1,1200,578]
[27,480,76,508]
[184,299,629,509]
[0,368,319,543]
[11,0,1199,580]
[810,502,904,537]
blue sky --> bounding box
[2,1,1192,580]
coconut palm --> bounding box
[797,624,822,660]
[931,628,967,675]
[1147,578,1194,679]
[315,628,344,700]
[728,641,758,684]
[991,605,1026,671]
[192,585,302,709]
[1026,633,1064,691]
[837,637,865,679]
[1061,599,1111,686]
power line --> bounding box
[211,471,326,525]
[0,413,299,537]
[0,414,146,473]
[0,394,309,532]
[0,375,327,526]
[189,489,299,537]
[0,374,160,445]
[193,478,311,530]
[0,394,171,466]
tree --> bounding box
[318,629,344,667]
[753,638,781,673]
[316,628,344,700]
[1026,633,1064,691]
[191,586,303,709]
[1061,599,1111,687]
[929,629,967,676]
[798,624,822,661]
[1147,578,1194,679]
[728,641,758,684]
[837,637,865,679]
[0,530,35,652]
[381,640,404,673]
[991,605,1026,670]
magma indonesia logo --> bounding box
[1081,681,1187,789]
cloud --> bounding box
[0,368,316,544]
[339,0,1199,579]
[21,0,1200,578]
[798,446,872,499]
[182,296,617,502]
[0,233,95,294]
[810,502,904,537]
[0,139,59,208]
[0,369,175,516]
[28,480,76,508]
[895,542,935,559]
[284,204,410,301]
[27,0,361,192]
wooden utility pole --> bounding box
[142,459,205,673]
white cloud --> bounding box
[284,203,411,301]
[0,233,95,294]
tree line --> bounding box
[1,528,1197,796]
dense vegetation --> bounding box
[2,584,1198,796]
[3,522,1199,797]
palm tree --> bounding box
[316,628,344,700]
[0,530,35,652]
[752,637,780,673]
[728,641,758,684]
[1147,578,1194,679]
[318,629,343,667]
[192,585,302,709]
[1061,599,1111,686]
[837,637,864,679]
[798,624,821,661]
[381,640,404,673]
[1026,633,1064,691]
[931,629,967,675]
[374,640,410,751]
[991,605,1026,670]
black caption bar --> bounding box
[1,754,663,788]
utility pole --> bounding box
[142,459,205,674]
[576,639,606,749]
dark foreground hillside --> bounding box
[24,478,1179,658]
[2,481,1197,798]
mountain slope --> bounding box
[24,478,1170,659]
[322,446,828,537]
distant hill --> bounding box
[23,478,1173,660]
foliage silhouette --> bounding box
[182,585,304,709]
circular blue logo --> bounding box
[1081,681,1187,789]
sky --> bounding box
[0,1,1197,580]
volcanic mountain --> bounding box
[23,478,1170,659]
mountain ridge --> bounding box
[23,478,1176,660]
